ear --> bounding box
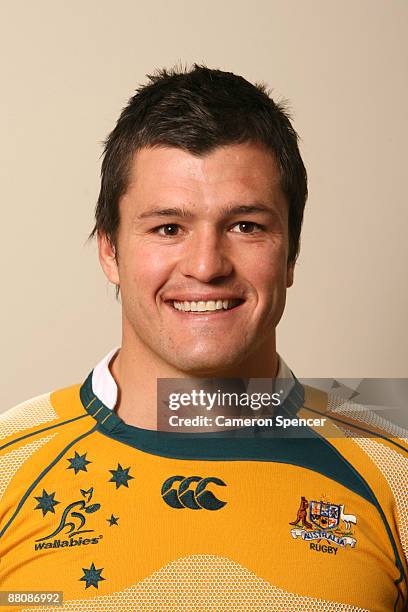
[97,232,120,286]
[286,261,294,288]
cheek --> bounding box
[119,244,174,296]
[239,241,288,293]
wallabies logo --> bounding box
[35,487,101,546]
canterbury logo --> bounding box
[161,476,227,510]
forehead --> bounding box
[123,143,285,212]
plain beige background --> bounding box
[1,0,407,411]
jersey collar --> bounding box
[91,347,296,411]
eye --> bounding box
[230,221,264,234]
[153,224,181,237]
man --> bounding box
[0,65,407,611]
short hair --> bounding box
[91,63,308,264]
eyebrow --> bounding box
[137,203,277,220]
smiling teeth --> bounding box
[173,300,239,312]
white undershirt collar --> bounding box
[91,347,294,411]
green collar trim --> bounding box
[79,369,305,441]
[78,370,379,502]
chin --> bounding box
[170,351,240,377]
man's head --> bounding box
[94,65,308,376]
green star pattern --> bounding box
[34,489,60,517]
[107,514,119,526]
[109,463,134,489]
[67,451,91,475]
[79,562,106,589]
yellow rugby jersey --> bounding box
[0,372,407,612]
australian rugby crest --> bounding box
[289,496,357,548]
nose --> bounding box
[179,226,233,283]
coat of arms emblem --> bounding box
[289,496,357,549]
[309,500,340,530]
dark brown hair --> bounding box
[91,64,308,264]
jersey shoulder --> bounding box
[303,382,408,561]
[0,383,84,449]
[303,383,408,448]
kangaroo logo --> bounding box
[35,487,101,542]
[161,476,227,510]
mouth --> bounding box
[165,298,245,315]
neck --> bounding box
[110,332,280,430]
